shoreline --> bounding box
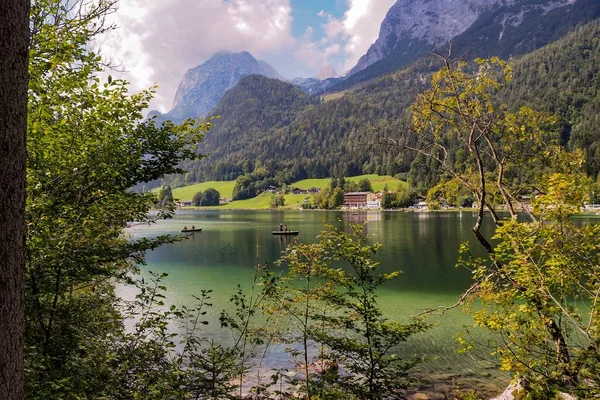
[178,206,600,217]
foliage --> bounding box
[264,225,428,399]
[305,186,345,210]
[358,178,374,192]
[500,19,600,180]
[328,187,345,209]
[344,181,359,193]
[157,185,175,209]
[25,0,211,397]
[270,194,286,208]
[25,268,243,399]
[232,167,278,201]
[381,188,419,209]
[410,55,561,236]
[311,225,428,399]
[458,170,600,397]
[381,190,395,209]
[411,53,600,397]
[219,263,277,399]
[192,190,203,206]
[200,188,220,206]
[263,238,335,399]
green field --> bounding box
[172,180,237,201]
[173,174,408,209]
[216,193,308,210]
[292,174,407,192]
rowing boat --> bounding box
[272,230,299,235]
[181,228,202,233]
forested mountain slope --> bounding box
[162,18,600,192]
[173,75,317,185]
[167,60,434,189]
[501,20,600,179]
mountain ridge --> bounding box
[150,51,283,124]
[158,17,600,192]
[334,0,594,93]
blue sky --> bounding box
[290,0,345,37]
[104,0,396,111]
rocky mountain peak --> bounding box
[347,0,508,77]
[315,65,338,80]
[346,0,582,79]
[155,51,283,123]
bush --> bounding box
[270,194,285,208]
[192,191,203,206]
[200,188,220,206]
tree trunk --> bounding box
[0,0,29,399]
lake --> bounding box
[122,210,510,395]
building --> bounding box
[292,188,309,195]
[343,192,370,208]
[413,196,428,210]
[308,187,320,194]
[366,192,383,209]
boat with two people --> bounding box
[181,225,202,233]
[273,223,299,235]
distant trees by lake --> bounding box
[192,188,220,206]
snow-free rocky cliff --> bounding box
[151,0,587,123]
[151,52,283,124]
[347,0,577,77]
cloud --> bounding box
[99,0,396,112]
[295,0,397,76]
[101,0,294,112]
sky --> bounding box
[100,0,397,112]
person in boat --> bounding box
[183,225,188,230]
[284,224,288,232]
[191,225,195,230]
[279,223,283,231]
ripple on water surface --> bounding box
[122,210,510,394]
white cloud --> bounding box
[101,0,294,112]
[294,0,397,76]
[339,0,397,72]
[99,0,396,112]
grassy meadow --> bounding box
[172,180,237,200]
[293,174,407,192]
[171,174,408,209]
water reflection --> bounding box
[121,210,508,391]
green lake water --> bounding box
[122,210,510,393]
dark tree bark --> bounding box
[0,0,29,398]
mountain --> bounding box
[316,65,338,80]
[173,75,318,185]
[347,0,502,77]
[151,51,283,124]
[290,65,340,95]
[159,17,600,192]
[500,19,600,179]
[166,64,424,188]
[291,76,343,95]
[334,0,597,92]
